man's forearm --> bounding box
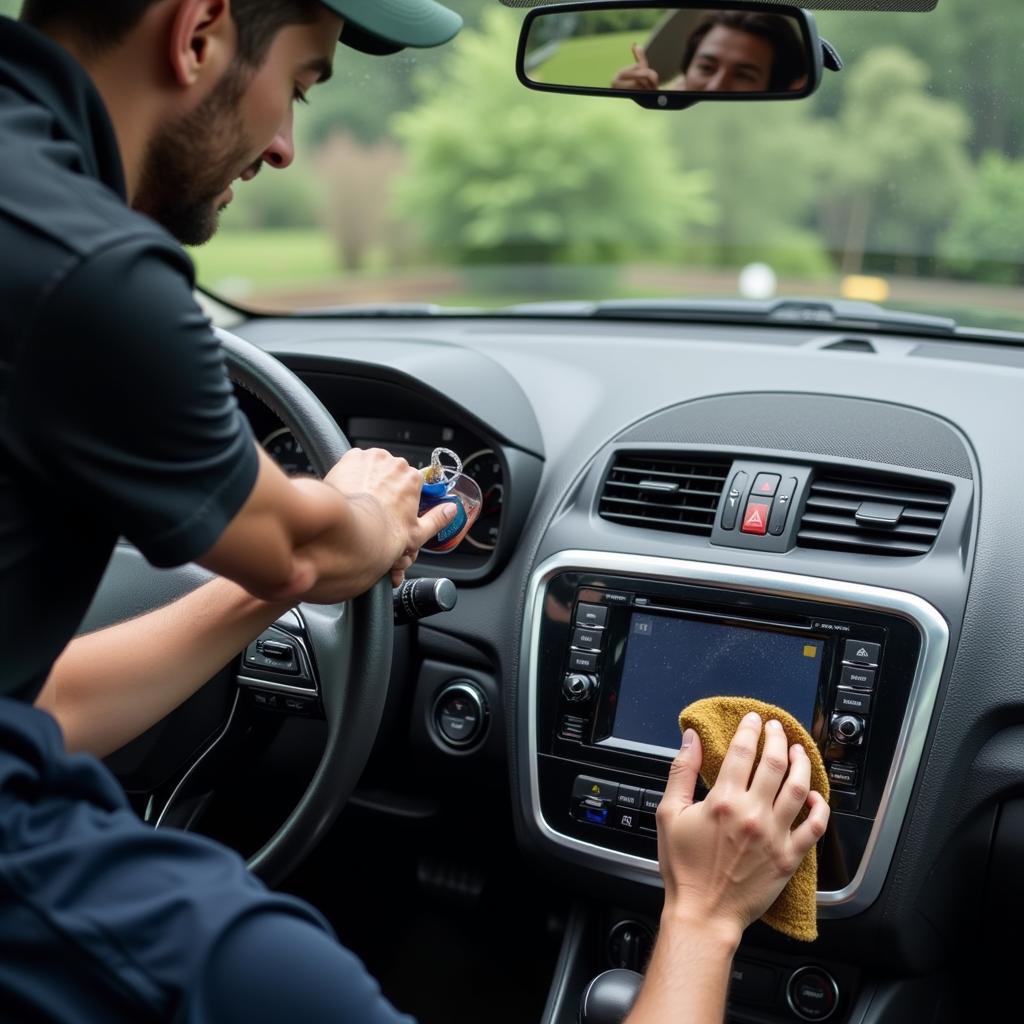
[36,577,290,757]
[624,910,741,1024]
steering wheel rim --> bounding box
[216,327,394,886]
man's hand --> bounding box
[611,43,661,91]
[656,712,830,943]
[323,447,453,586]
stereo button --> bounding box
[568,650,598,672]
[612,808,638,831]
[573,776,619,803]
[572,627,603,650]
[840,665,876,690]
[835,688,872,715]
[616,785,641,809]
[828,763,858,788]
[844,639,880,666]
[575,603,608,628]
[641,789,664,813]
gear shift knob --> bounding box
[579,969,643,1024]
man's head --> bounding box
[20,0,460,245]
[680,12,807,93]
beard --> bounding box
[134,65,255,246]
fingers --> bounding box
[659,728,703,818]
[411,501,457,548]
[390,568,405,587]
[773,743,812,825]
[632,42,649,67]
[717,712,763,790]
[789,790,830,855]
[749,718,790,802]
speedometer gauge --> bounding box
[262,427,314,477]
[462,449,503,551]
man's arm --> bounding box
[626,714,830,1024]
[36,445,455,756]
[198,446,454,605]
[36,577,287,757]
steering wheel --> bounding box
[87,329,393,888]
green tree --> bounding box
[817,47,971,275]
[393,7,714,271]
[667,101,835,275]
[941,153,1024,284]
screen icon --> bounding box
[803,645,818,659]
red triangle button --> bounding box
[741,501,770,535]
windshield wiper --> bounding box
[589,298,960,335]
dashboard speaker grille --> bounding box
[797,474,951,557]
[599,453,730,536]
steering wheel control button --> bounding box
[568,650,599,672]
[615,785,641,809]
[831,714,865,745]
[640,789,664,813]
[432,682,487,749]
[245,634,300,674]
[844,639,881,666]
[840,665,876,690]
[741,498,771,535]
[827,763,858,789]
[835,688,872,715]
[721,470,749,530]
[575,603,608,628]
[768,476,798,536]
[573,776,619,803]
[752,473,781,498]
[787,967,839,1021]
[563,673,598,703]
[572,627,604,650]
[252,691,279,709]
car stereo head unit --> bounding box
[527,558,942,908]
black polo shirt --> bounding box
[0,17,258,704]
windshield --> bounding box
[9,0,1022,333]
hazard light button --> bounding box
[741,499,772,535]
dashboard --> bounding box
[222,310,1024,1022]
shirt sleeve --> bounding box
[12,239,258,568]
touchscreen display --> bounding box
[609,612,824,755]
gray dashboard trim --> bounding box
[522,550,950,918]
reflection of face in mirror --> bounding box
[611,12,808,94]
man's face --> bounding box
[135,9,341,246]
[683,26,774,92]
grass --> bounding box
[189,229,337,292]
[529,31,640,89]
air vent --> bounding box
[599,453,730,536]
[797,474,951,557]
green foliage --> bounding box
[941,153,1024,284]
[392,7,715,268]
[816,47,971,272]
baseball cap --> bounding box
[322,0,463,55]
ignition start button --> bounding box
[432,681,488,749]
[786,966,839,1021]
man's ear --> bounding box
[167,0,235,88]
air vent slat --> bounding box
[797,473,950,558]
[599,453,730,538]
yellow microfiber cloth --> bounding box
[678,697,830,942]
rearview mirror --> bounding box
[516,2,837,109]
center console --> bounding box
[523,551,949,915]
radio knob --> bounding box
[563,673,598,703]
[831,714,864,745]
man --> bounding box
[0,2,828,1021]
[612,11,809,93]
